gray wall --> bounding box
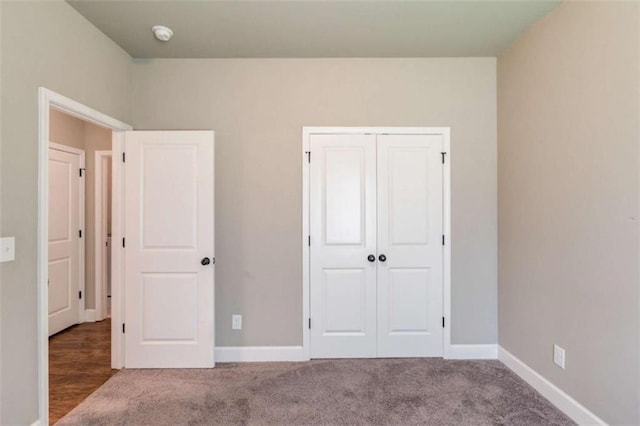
[498,1,639,424]
[132,58,498,347]
[0,1,132,424]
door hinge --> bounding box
[441,152,446,164]
[79,168,85,177]
[122,237,126,248]
[442,317,445,328]
[122,323,126,334]
[79,230,82,238]
[308,236,311,247]
[442,234,445,245]
[308,318,311,329]
[79,291,82,299]
[122,152,126,162]
[305,151,311,163]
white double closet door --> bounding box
[310,133,444,358]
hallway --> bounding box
[49,320,115,424]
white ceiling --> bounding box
[67,1,560,58]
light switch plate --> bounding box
[232,314,242,330]
[553,344,566,369]
[0,237,15,263]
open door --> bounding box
[123,131,215,368]
[48,144,84,336]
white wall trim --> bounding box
[301,126,451,360]
[38,87,132,426]
[30,420,41,426]
[84,309,96,323]
[447,344,497,360]
[499,346,607,426]
[215,346,306,363]
[110,133,125,369]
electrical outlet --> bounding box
[232,314,242,330]
[553,344,566,369]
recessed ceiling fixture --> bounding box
[152,25,173,42]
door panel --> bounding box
[387,268,431,333]
[48,147,81,336]
[323,268,367,333]
[310,134,377,358]
[377,134,444,357]
[124,131,215,368]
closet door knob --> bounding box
[201,257,211,266]
[367,254,376,262]
[378,254,387,262]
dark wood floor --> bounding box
[49,319,117,424]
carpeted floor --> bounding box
[57,359,574,425]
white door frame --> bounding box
[38,87,132,425]
[94,150,112,321]
[48,142,86,326]
[301,126,452,360]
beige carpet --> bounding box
[57,359,574,425]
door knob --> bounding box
[378,254,387,262]
[367,254,375,262]
[201,257,211,266]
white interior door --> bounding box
[309,132,444,359]
[48,146,81,336]
[124,131,215,368]
[310,134,377,358]
[376,134,444,357]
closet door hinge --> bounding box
[309,318,311,329]
[308,236,311,247]
[122,152,126,163]
[122,237,126,248]
[442,235,445,245]
[441,152,446,164]
[305,151,311,163]
[79,168,85,177]
[122,323,126,334]
[442,317,445,328]
[79,230,82,238]
[78,291,82,299]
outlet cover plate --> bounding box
[232,314,242,330]
[0,237,15,263]
[553,344,565,369]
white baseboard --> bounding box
[215,346,306,362]
[30,420,41,426]
[84,309,96,322]
[498,346,606,425]
[446,344,498,359]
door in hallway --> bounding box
[48,145,83,336]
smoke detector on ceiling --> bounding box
[152,25,173,42]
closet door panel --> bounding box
[376,134,444,357]
[309,134,377,358]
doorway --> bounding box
[38,88,132,425]
[95,151,113,322]
[47,107,117,422]
[39,89,218,425]
[301,127,452,360]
